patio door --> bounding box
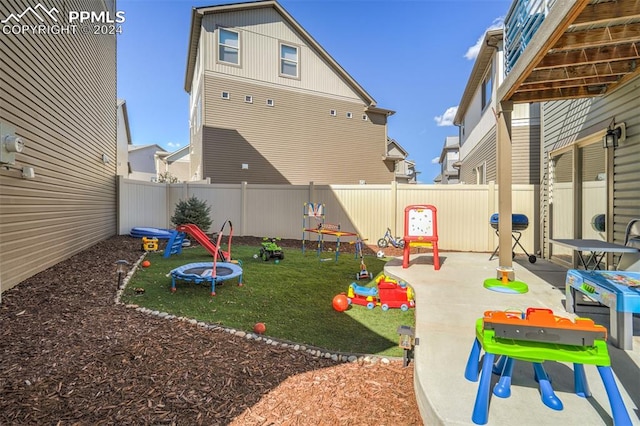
[548,140,607,267]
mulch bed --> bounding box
[0,235,422,425]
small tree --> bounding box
[157,171,179,183]
[171,196,212,232]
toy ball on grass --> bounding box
[332,294,349,312]
[254,322,266,334]
[376,250,385,259]
[253,254,258,259]
[141,260,151,268]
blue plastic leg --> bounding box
[493,357,514,398]
[493,355,506,375]
[573,363,591,398]
[597,366,632,425]
[532,363,563,411]
[465,338,482,382]
[472,352,495,425]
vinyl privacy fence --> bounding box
[117,177,540,254]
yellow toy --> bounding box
[142,237,158,252]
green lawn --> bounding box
[122,244,415,357]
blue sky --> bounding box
[117,0,511,182]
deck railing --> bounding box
[504,0,556,73]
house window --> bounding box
[362,114,368,121]
[330,109,337,116]
[346,112,353,119]
[245,95,253,103]
[280,43,298,77]
[218,28,239,65]
[221,91,230,100]
[266,99,274,107]
[481,65,492,110]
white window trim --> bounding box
[266,99,275,107]
[279,42,300,79]
[362,114,368,121]
[346,112,353,119]
[221,91,230,100]
[217,27,240,66]
[245,95,253,104]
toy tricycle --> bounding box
[259,237,284,261]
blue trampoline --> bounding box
[169,261,243,296]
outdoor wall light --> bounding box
[603,122,626,149]
[115,259,130,289]
[397,325,416,367]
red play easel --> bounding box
[402,204,440,270]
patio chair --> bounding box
[616,218,640,271]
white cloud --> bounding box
[434,106,458,126]
[464,17,505,61]
[166,142,181,149]
[431,156,440,164]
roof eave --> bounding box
[453,29,503,125]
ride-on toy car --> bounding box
[260,237,284,261]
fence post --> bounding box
[488,181,496,252]
[309,181,315,203]
[241,181,248,236]
[391,180,398,235]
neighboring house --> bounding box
[453,29,540,185]
[0,0,117,295]
[384,138,417,184]
[117,99,132,177]
[435,136,460,184]
[184,0,396,185]
[157,145,191,182]
[128,144,168,182]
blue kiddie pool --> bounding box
[130,227,174,239]
[169,261,243,296]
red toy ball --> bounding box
[332,294,349,312]
[254,322,266,334]
[141,260,151,268]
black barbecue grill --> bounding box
[489,213,537,263]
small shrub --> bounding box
[157,171,179,183]
[171,196,212,232]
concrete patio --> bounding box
[385,252,640,426]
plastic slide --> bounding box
[176,224,229,261]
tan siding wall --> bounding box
[460,130,496,184]
[0,0,117,293]
[201,75,392,184]
[119,179,538,255]
[541,77,640,256]
[201,9,361,101]
[512,124,541,184]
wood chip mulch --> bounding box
[0,235,423,425]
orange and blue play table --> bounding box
[464,309,631,425]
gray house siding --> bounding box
[541,77,640,257]
[202,75,392,184]
[0,0,117,293]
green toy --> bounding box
[483,266,528,294]
[259,237,284,261]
